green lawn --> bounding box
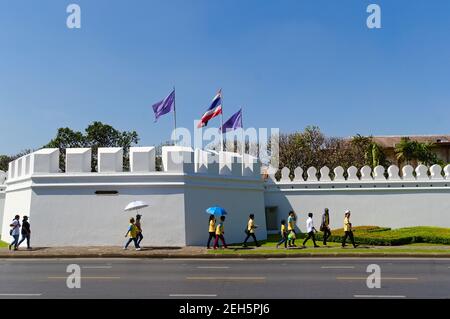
[0,238,7,248]
[301,226,450,246]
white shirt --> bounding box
[11,219,21,236]
[306,217,314,233]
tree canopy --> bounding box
[394,137,441,166]
[44,121,139,171]
[277,126,389,178]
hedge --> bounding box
[295,226,450,246]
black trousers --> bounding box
[243,233,258,246]
[137,232,144,245]
[18,234,31,248]
[322,228,331,245]
[342,231,356,247]
[303,231,317,246]
[207,232,215,248]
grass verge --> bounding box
[297,226,450,246]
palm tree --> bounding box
[415,142,439,166]
[395,137,416,166]
[395,138,440,167]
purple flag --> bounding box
[220,108,242,133]
[152,90,175,122]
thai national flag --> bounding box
[197,90,223,128]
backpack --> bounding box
[10,221,19,236]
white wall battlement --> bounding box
[5,147,261,183]
[0,170,6,185]
[271,164,450,185]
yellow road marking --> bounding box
[186,276,266,281]
[47,276,120,280]
[337,277,417,281]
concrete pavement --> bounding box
[0,258,449,298]
[1,245,450,258]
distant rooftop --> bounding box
[371,135,450,148]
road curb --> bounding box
[1,253,450,259]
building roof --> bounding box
[372,135,450,148]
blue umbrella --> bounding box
[206,206,227,216]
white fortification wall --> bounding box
[0,170,6,236]
[1,147,264,247]
[265,164,450,232]
[2,147,450,247]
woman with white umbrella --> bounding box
[123,201,149,250]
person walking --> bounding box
[287,211,297,247]
[302,213,319,248]
[135,214,144,246]
[243,214,260,247]
[9,215,21,251]
[213,216,227,249]
[206,215,216,249]
[276,220,288,249]
[342,210,358,248]
[320,208,331,245]
[124,217,141,251]
[17,216,31,250]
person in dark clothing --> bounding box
[320,208,332,245]
[206,215,216,249]
[17,216,31,249]
[135,214,144,246]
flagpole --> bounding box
[241,108,244,156]
[173,86,177,146]
[220,89,224,152]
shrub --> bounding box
[296,226,450,246]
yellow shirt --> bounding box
[128,224,138,238]
[247,219,255,233]
[209,219,216,233]
[324,214,329,227]
[344,217,351,232]
[288,216,295,231]
[281,224,286,233]
[215,223,224,235]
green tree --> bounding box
[394,137,416,165]
[394,137,441,167]
[278,128,388,179]
[44,122,139,171]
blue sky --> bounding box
[1,0,450,154]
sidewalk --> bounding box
[1,244,450,258]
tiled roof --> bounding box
[372,135,450,148]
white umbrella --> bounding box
[124,201,149,212]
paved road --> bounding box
[0,258,449,299]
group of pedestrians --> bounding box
[205,208,358,250]
[8,208,356,251]
[8,215,31,251]
[277,208,358,249]
[207,214,262,250]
